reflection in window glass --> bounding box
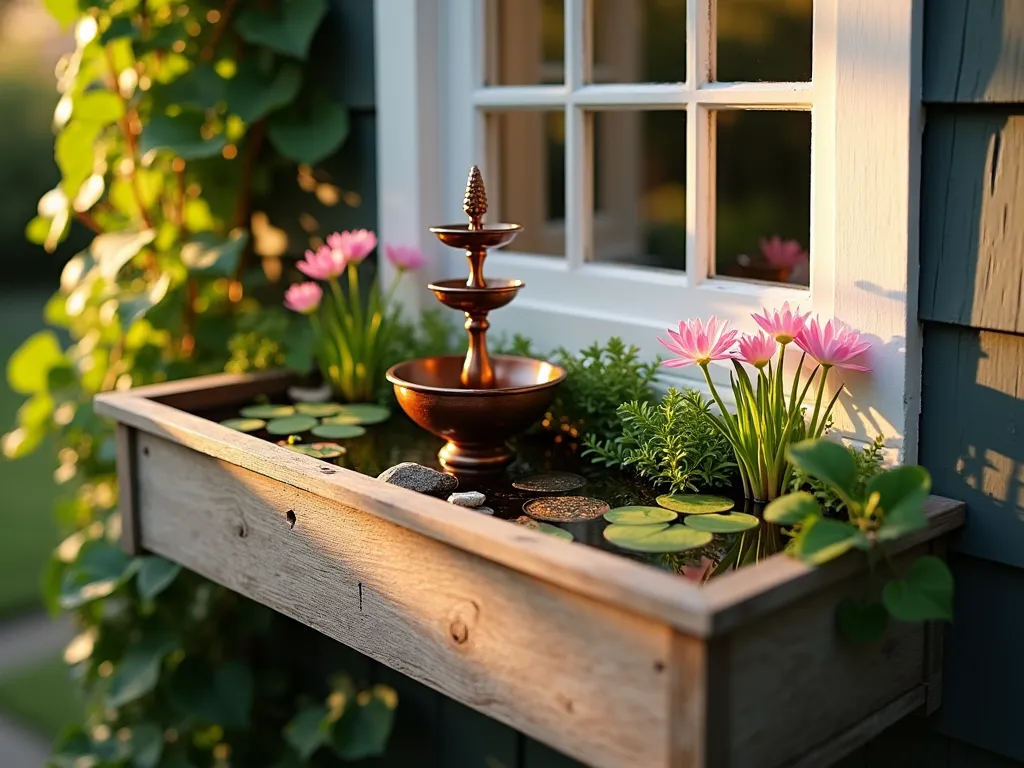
[716,0,812,82]
[591,0,686,83]
[488,111,566,257]
[715,110,810,285]
[590,111,686,270]
[486,0,564,85]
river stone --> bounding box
[288,382,333,403]
[475,506,495,515]
[378,462,458,495]
[448,491,486,508]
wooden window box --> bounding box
[95,371,964,768]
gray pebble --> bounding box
[448,491,486,508]
[474,506,495,515]
[377,462,458,495]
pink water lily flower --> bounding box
[297,244,346,281]
[327,229,377,265]
[659,317,739,368]
[760,236,808,269]
[795,317,871,371]
[752,301,811,345]
[385,244,427,272]
[284,282,323,315]
[735,332,777,369]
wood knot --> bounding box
[286,510,296,529]
[235,520,248,538]
[446,599,480,647]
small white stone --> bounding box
[474,506,495,515]
[448,491,486,508]
[288,382,333,403]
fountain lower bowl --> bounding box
[386,355,567,471]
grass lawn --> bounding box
[0,655,81,740]
[0,287,62,617]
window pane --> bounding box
[716,0,812,82]
[488,110,566,257]
[486,0,564,85]
[590,111,686,270]
[714,110,810,285]
[591,0,686,83]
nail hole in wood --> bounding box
[654,660,665,673]
[358,582,363,611]
[142,446,149,456]
[286,510,296,529]
[235,522,247,538]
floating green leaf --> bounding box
[311,424,365,440]
[226,60,303,122]
[656,493,734,515]
[764,491,820,526]
[294,402,344,417]
[266,415,319,435]
[7,330,65,395]
[537,523,573,541]
[882,555,954,622]
[240,404,295,419]
[837,598,889,645]
[280,442,346,460]
[107,629,178,708]
[140,111,227,160]
[268,98,349,165]
[235,0,329,59]
[795,517,867,565]
[788,439,858,504]
[181,230,248,275]
[603,523,713,553]
[324,404,391,425]
[220,418,266,433]
[683,512,760,534]
[136,556,182,600]
[603,506,677,525]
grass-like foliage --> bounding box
[788,434,885,517]
[584,388,736,493]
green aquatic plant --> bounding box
[584,388,736,493]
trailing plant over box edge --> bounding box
[765,439,954,645]
[5,1,398,765]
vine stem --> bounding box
[104,48,153,234]
[231,119,268,287]
[201,0,239,62]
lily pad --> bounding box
[604,506,677,525]
[240,404,295,419]
[330,404,390,425]
[683,512,760,534]
[220,418,266,433]
[523,496,609,523]
[265,415,319,435]
[278,441,346,460]
[603,523,713,553]
[656,493,734,515]
[512,471,586,494]
[311,424,366,440]
[512,516,574,541]
[294,402,344,417]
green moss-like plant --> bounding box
[584,388,736,493]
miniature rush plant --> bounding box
[285,231,427,402]
[658,303,871,501]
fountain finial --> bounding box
[463,165,488,229]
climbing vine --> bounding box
[5,1,395,764]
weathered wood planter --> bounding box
[95,371,964,768]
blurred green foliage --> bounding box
[3,1,396,765]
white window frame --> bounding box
[375,0,923,461]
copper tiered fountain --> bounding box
[386,167,567,471]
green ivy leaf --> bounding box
[136,556,182,600]
[119,272,172,326]
[91,229,157,280]
[100,16,140,44]
[130,722,164,768]
[181,230,248,274]
[331,685,397,761]
[836,598,888,645]
[226,60,303,123]
[235,0,329,59]
[169,659,254,728]
[795,517,866,565]
[74,91,125,126]
[763,491,820,526]
[150,63,226,112]
[107,629,178,708]
[25,215,51,245]
[788,439,859,504]
[140,111,227,160]
[43,0,77,27]
[284,705,332,760]
[51,726,95,768]
[59,540,138,609]
[268,98,349,165]
[7,330,65,395]
[882,555,954,622]
[55,121,100,197]
[871,465,931,541]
